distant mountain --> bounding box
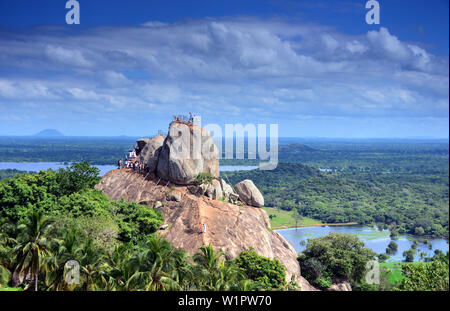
[34,129,64,137]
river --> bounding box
[276,225,449,262]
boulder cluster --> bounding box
[135,121,264,207]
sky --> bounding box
[0,0,448,138]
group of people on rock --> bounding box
[173,112,195,124]
[117,147,150,174]
[117,159,150,173]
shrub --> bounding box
[403,249,416,262]
[298,233,376,289]
[396,254,449,291]
[234,248,287,290]
[386,241,398,255]
[315,276,332,289]
[195,172,213,185]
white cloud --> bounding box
[346,40,367,54]
[0,18,447,125]
[45,45,91,67]
[101,70,131,87]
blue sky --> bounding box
[0,0,448,137]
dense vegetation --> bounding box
[0,163,163,245]
[0,137,448,291]
[0,163,295,291]
[0,137,136,165]
[0,169,28,180]
[234,248,287,290]
[396,251,449,291]
[227,162,449,238]
[277,139,449,174]
[298,233,376,290]
[298,233,449,291]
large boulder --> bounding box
[219,178,239,202]
[136,137,151,154]
[328,279,352,291]
[234,179,264,207]
[156,122,219,185]
[205,179,223,200]
[138,134,165,172]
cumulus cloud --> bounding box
[0,18,447,131]
[45,45,91,67]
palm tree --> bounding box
[193,244,231,290]
[78,238,109,290]
[105,243,136,291]
[213,260,245,291]
[45,228,82,291]
[126,236,182,291]
[13,212,56,291]
[0,223,16,286]
[193,244,225,274]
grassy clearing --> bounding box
[380,262,430,286]
[0,285,22,291]
[262,206,323,229]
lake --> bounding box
[220,166,258,172]
[276,225,449,262]
[0,162,257,176]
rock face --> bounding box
[138,134,165,172]
[136,137,151,153]
[205,179,223,200]
[156,122,219,185]
[166,189,183,202]
[219,178,239,202]
[234,179,264,207]
[328,280,352,291]
[96,169,317,291]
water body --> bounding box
[0,162,258,176]
[220,166,258,172]
[276,225,449,262]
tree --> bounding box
[396,253,449,291]
[234,248,287,290]
[193,244,225,274]
[386,241,398,255]
[414,226,425,236]
[77,237,109,291]
[378,253,389,263]
[390,229,399,240]
[13,212,56,291]
[298,233,375,289]
[0,222,15,286]
[292,208,303,228]
[45,227,84,291]
[56,162,100,196]
[126,237,183,291]
[403,249,416,262]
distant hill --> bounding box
[279,143,318,152]
[34,129,64,137]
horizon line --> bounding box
[0,135,448,140]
